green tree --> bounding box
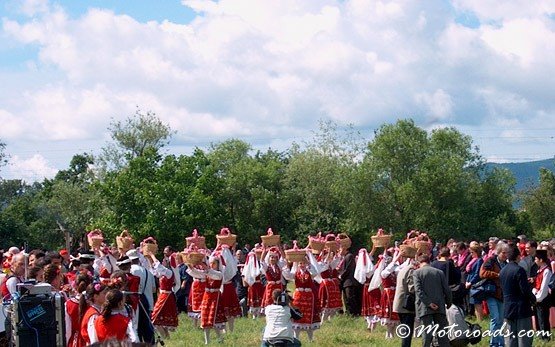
[98,109,174,171]
[284,121,362,244]
[0,141,7,174]
[523,167,555,237]
[352,119,515,242]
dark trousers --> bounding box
[342,285,361,316]
[420,313,449,347]
[536,301,551,340]
[398,313,415,347]
[138,295,155,344]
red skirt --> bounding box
[200,290,226,329]
[248,282,264,308]
[292,288,321,329]
[318,279,342,310]
[379,288,399,321]
[221,282,242,318]
[362,285,382,317]
[188,280,206,317]
[151,291,178,327]
[262,282,283,307]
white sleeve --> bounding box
[537,270,552,302]
[6,277,18,295]
[381,262,397,279]
[127,318,139,342]
[206,269,223,280]
[151,261,173,279]
[87,314,98,343]
[260,260,268,272]
[282,266,294,281]
[64,303,72,344]
[330,256,342,270]
[186,267,206,279]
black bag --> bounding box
[290,306,303,320]
[403,293,416,311]
[466,321,482,345]
[470,278,496,301]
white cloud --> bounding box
[0,0,554,172]
[8,154,58,182]
[415,89,454,121]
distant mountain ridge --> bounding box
[485,158,555,191]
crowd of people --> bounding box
[1,231,555,347]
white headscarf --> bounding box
[369,255,385,291]
[354,249,374,285]
[243,252,262,286]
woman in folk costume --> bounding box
[93,289,138,343]
[379,248,402,339]
[188,255,227,345]
[260,246,286,309]
[282,246,323,342]
[187,259,209,327]
[146,252,179,338]
[65,272,92,347]
[242,247,265,319]
[317,240,344,321]
[79,282,108,347]
[353,246,376,330]
[213,244,242,332]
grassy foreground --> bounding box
[163,313,552,347]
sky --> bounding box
[0,0,554,182]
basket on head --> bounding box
[182,251,205,266]
[142,237,158,255]
[186,229,206,249]
[371,228,391,248]
[325,240,339,252]
[87,229,104,249]
[308,233,325,254]
[285,240,307,262]
[261,228,280,247]
[216,227,237,247]
[414,240,431,253]
[400,244,417,258]
[116,230,134,253]
[336,233,352,249]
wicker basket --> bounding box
[216,233,237,247]
[285,250,307,262]
[87,230,104,249]
[308,237,325,253]
[337,233,351,249]
[414,240,431,252]
[216,228,237,247]
[325,240,339,252]
[400,244,417,258]
[186,235,206,249]
[261,234,280,247]
[142,238,158,255]
[371,234,391,248]
[182,251,205,266]
[116,230,134,252]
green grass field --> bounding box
[163,313,553,346]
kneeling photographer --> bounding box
[261,289,302,347]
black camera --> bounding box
[277,291,291,306]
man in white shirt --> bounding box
[127,249,155,344]
[261,289,301,347]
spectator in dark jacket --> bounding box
[175,263,192,313]
[432,247,463,306]
[338,243,361,316]
[499,244,536,347]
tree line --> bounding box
[0,112,553,251]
